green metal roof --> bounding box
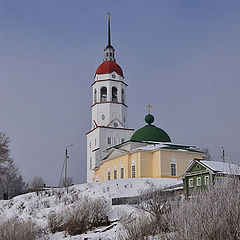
[130,114,171,142]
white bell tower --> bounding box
[86,15,134,182]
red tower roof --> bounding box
[96,61,124,77]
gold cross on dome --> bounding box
[147,104,152,114]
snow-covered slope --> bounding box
[0,178,181,240]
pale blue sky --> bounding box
[0,0,239,185]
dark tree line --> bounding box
[0,132,26,199]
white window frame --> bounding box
[205,176,209,185]
[189,178,194,187]
[197,177,201,186]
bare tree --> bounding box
[29,176,45,189]
[0,132,10,172]
[0,159,26,199]
[0,132,26,199]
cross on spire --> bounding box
[104,12,115,62]
[147,104,152,114]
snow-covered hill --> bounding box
[0,178,181,240]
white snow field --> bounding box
[0,178,181,240]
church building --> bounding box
[87,16,205,183]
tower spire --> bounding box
[107,12,111,47]
[104,13,115,62]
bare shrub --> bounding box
[119,179,240,240]
[134,188,177,233]
[60,177,73,188]
[168,177,240,240]
[0,219,39,240]
[48,211,65,234]
[118,212,156,240]
[48,196,110,236]
[118,188,177,240]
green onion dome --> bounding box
[130,114,171,142]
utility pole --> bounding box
[59,144,73,187]
[221,146,225,162]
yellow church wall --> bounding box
[138,151,153,177]
[160,150,204,178]
[94,154,130,181]
[94,148,205,182]
[152,151,161,177]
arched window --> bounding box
[94,89,97,103]
[122,89,125,104]
[112,87,118,102]
[100,87,107,102]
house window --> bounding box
[95,138,96,146]
[112,87,118,102]
[90,157,92,169]
[100,87,107,102]
[121,138,125,143]
[107,137,111,145]
[189,178,193,187]
[114,169,117,179]
[107,171,111,181]
[197,177,201,186]
[171,163,176,176]
[120,167,124,179]
[89,141,91,148]
[205,176,209,185]
[132,165,136,178]
[217,178,223,184]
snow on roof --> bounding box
[134,143,167,151]
[200,160,240,175]
[134,142,202,153]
